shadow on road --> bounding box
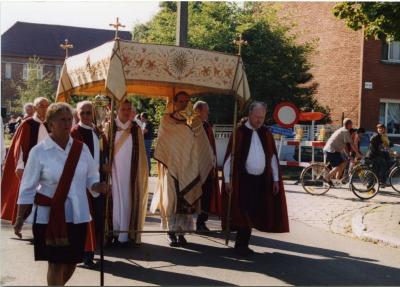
[95,235,400,286]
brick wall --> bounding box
[274,2,364,126]
[360,40,400,131]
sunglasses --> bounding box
[80,111,93,116]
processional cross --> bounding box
[60,39,73,58]
[233,33,248,56]
[109,17,126,40]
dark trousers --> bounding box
[197,173,213,226]
[84,194,105,261]
[372,156,389,183]
[235,228,252,249]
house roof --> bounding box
[1,21,132,59]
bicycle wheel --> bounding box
[389,166,400,193]
[301,163,331,195]
[350,166,379,200]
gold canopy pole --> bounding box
[225,34,247,246]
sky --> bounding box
[0,1,161,34]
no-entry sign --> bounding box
[273,102,299,128]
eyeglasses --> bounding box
[80,111,92,116]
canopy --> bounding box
[56,39,251,103]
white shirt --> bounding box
[78,122,100,169]
[16,114,49,170]
[224,121,279,183]
[17,136,100,224]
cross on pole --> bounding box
[109,17,126,40]
[60,39,73,59]
[233,34,248,56]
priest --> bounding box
[150,92,214,247]
[193,101,220,232]
[1,97,50,223]
[108,99,148,247]
[222,101,289,256]
[71,100,108,267]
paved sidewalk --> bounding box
[283,181,400,248]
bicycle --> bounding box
[387,151,400,193]
[300,157,380,200]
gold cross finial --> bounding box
[233,34,248,56]
[109,17,126,40]
[60,39,73,58]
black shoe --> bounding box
[82,258,96,269]
[178,235,187,246]
[234,246,255,257]
[322,177,334,187]
[114,241,133,248]
[167,232,179,247]
[196,224,210,233]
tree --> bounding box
[333,2,400,41]
[14,57,56,112]
[133,2,330,125]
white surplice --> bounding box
[112,117,133,243]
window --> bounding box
[5,63,12,79]
[388,41,400,62]
[379,100,400,136]
[22,63,44,80]
[55,65,61,80]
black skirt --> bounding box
[33,222,87,264]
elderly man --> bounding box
[222,101,289,256]
[193,101,220,232]
[1,97,50,224]
[108,100,148,247]
[150,92,214,247]
[23,103,34,119]
[71,100,108,267]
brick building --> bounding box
[1,22,131,115]
[275,2,400,139]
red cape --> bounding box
[203,122,221,215]
[1,118,41,224]
[221,124,289,233]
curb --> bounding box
[351,209,400,249]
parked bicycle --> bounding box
[300,157,380,200]
[387,151,400,193]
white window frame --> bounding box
[5,63,12,79]
[22,63,28,80]
[380,98,400,137]
[55,65,61,80]
[22,63,44,80]
[388,41,400,63]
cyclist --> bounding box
[323,118,362,185]
[366,124,391,187]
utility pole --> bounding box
[176,1,188,46]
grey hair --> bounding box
[23,102,34,111]
[45,102,73,125]
[76,100,93,112]
[248,101,267,115]
[33,97,49,106]
[193,101,208,112]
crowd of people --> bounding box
[0,94,289,286]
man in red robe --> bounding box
[1,97,49,224]
[193,101,221,232]
[71,100,108,268]
[222,101,289,256]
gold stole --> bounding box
[114,125,132,156]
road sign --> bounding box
[273,102,299,128]
[271,125,294,137]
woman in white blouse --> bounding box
[13,102,109,286]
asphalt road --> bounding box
[1,215,399,286]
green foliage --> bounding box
[133,2,330,125]
[333,2,400,41]
[14,57,56,113]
